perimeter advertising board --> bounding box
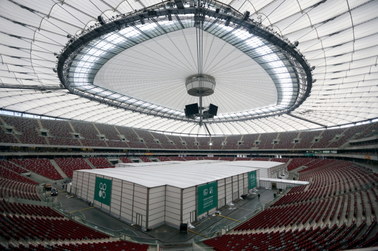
[197,181,218,215]
[94,176,112,206]
[248,171,257,189]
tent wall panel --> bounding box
[149,214,164,228]
[81,172,87,199]
[121,182,133,202]
[232,175,239,200]
[134,195,148,204]
[120,209,132,222]
[88,174,95,203]
[134,186,147,199]
[258,164,282,179]
[122,181,134,192]
[182,187,196,224]
[243,174,249,193]
[81,172,89,201]
[182,201,195,214]
[110,178,122,217]
[120,182,134,224]
[121,201,133,210]
[257,169,260,187]
[75,171,84,199]
[218,179,226,207]
[72,171,78,196]
[259,168,268,178]
[183,187,195,199]
[149,206,165,215]
[225,177,232,204]
[238,174,245,194]
[133,202,146,214]
[166,197,181,210]
[72,171,78,183]
[133,185,148,227]
[148,186,165,229]
[112,189,122,196]
[165,186,181,227]
[121,180,134,219]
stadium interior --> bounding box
[0,0,378,250]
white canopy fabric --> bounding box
[0,0,377,135]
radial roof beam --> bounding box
[288,113,326,128]
[0,84,63,91]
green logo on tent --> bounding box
[248,171,257,189]
[197,181,218,215]
[94,176,112,206]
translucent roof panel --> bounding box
[0,0,377,135]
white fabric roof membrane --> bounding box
[0,0,377,135]
[77,160,260,188]
[94,27,277,114]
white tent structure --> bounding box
[72,160,260,229]
[0,0,377,136]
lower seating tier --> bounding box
[0,215,108,241]
[2,240,149,251]
[0,200,62,218]
[205,222,377,251]
[0,178,40,201]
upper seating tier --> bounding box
[1,115,376,150]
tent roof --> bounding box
[77,160,260,188]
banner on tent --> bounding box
[248,171,257,189]
[94,176,112,206]
[197,181,218,215]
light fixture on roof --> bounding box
[139,15,145,25]
[185,74,215,97]
[174,0,184,9]
[225,17,231,26]
[97,15,105,25]
[243,11,250,21]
